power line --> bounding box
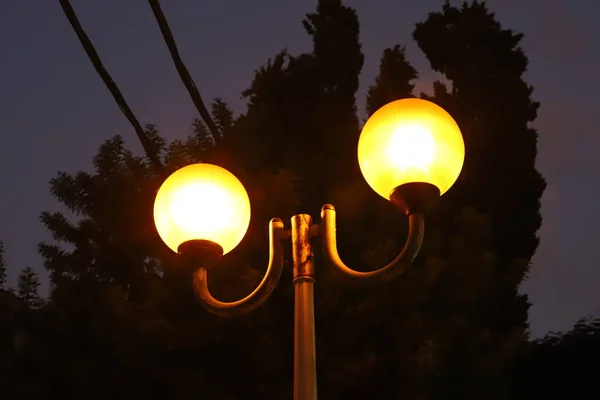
[58,0,164,174]
[147,0,222,146]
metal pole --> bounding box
[291,214,317,400]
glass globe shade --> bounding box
[153,163,251,255]
[358,98,465,199]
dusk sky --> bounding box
[1,0,598,337]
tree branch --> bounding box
[147,0,222,145]
[58,0,164,174]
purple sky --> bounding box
[1,0,598,337]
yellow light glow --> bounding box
[358,98,465,199]
[153,163,251,255]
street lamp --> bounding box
[153,98,465,400]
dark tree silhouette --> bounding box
[513,317,600,399]
[414,1,546,263]
[0,241,7,290]
[17,267,43,309]
[366,45,418,115]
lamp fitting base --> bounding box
[178,239,224,271]
[390,182,440,215]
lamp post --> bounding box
[153,98,465,400]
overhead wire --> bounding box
[58,0,165,174]
[147,0,222,146]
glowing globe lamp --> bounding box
[358,98,465,211]
[154,163,251,257]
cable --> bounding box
[147,0,222,145]
[58,0,165,174]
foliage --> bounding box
[366,44,417,115]
[513,317,600,399]
[0,256,44,397]
[413,0,545,263]
[17,267,43,309]
[0,241,7,290]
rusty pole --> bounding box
[291,214,317,400]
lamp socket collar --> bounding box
[390,182,440,215]
[178,239,224,271]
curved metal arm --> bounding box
[321,204,425,282]
[192,218,285,316]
